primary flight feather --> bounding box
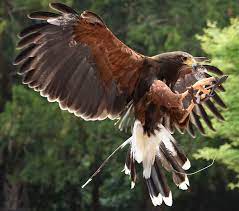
[14,2,228,207]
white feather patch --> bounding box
[131,121,160,178]
[131,181,135,189]
[151,193,163,206]
[182,159,191,170]
[179,182,188,190]
[130,122,180,179]
[185,175,190,186]
[47,18,61,26]
[122,164,130,175]
[179,175,190,190]
[157,125,177,156]
[163,191,173,206]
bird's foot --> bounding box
[180,77,214,101]
[182,77,216,104]
[191,77,215,95]
[180,75,228,104]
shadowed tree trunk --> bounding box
[4,180,29,209]
[0,51,12,112]
[2,147,30,210]
[0,0,13,112]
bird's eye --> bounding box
[182,56,187,62]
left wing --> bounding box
[172,65,227,137]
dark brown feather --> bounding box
[146,179,159,202]
[18,23,48,38]
[130,157,136,185]
[50,2,78,14]
[14,44,38,65]
[28,11,60,20]
[203,65,224,76]
[153,162,170,197]
[19,57,36,75]
[212,92,227,108]
[17,32,42,49]
[186,120,195,138]
[204,100,225,121]
[196,104,215,131]
[191,111,205,134]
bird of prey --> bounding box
[14,2,228,207]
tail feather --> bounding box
[123,147,137,189]
[154,157,170,198]
[123,149,131,175]
[125,120,191,207]
[130,156,136,189]
[145,159,172,206]
[146,179,163,206]
[173,172,190,190]
[159,139,190,191]
[158,125,191,170]
[158,146,189,190]
[171,141,190,170]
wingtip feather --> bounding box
[49,2,78,14]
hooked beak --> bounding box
[194,57,210,63]
[184,57,210,71]
[183,57,198,70]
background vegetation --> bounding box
[0,0,239,210]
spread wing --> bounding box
[14,3,144,120]
[172,65,227,137]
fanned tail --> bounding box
[123,120,191,207]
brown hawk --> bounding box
[14,3,227,206]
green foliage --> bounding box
[125,0,239,55]
[0,85,83,185]
[195,18,239,189]
[0,20,7,35]
[198,19,239,73]
[0,85,137,210]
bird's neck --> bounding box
[158,62,181,86]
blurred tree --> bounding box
[125,0,239,55]
[0,85,137,210]
[195,18,239,189]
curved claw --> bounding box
[204,75,228,99]
[181,75,228,105]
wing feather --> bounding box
[195,104,215,131]
[186,121,195,138]
[14,3,144,120]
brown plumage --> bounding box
[14,3,228,207]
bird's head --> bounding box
[151,51,208,80]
